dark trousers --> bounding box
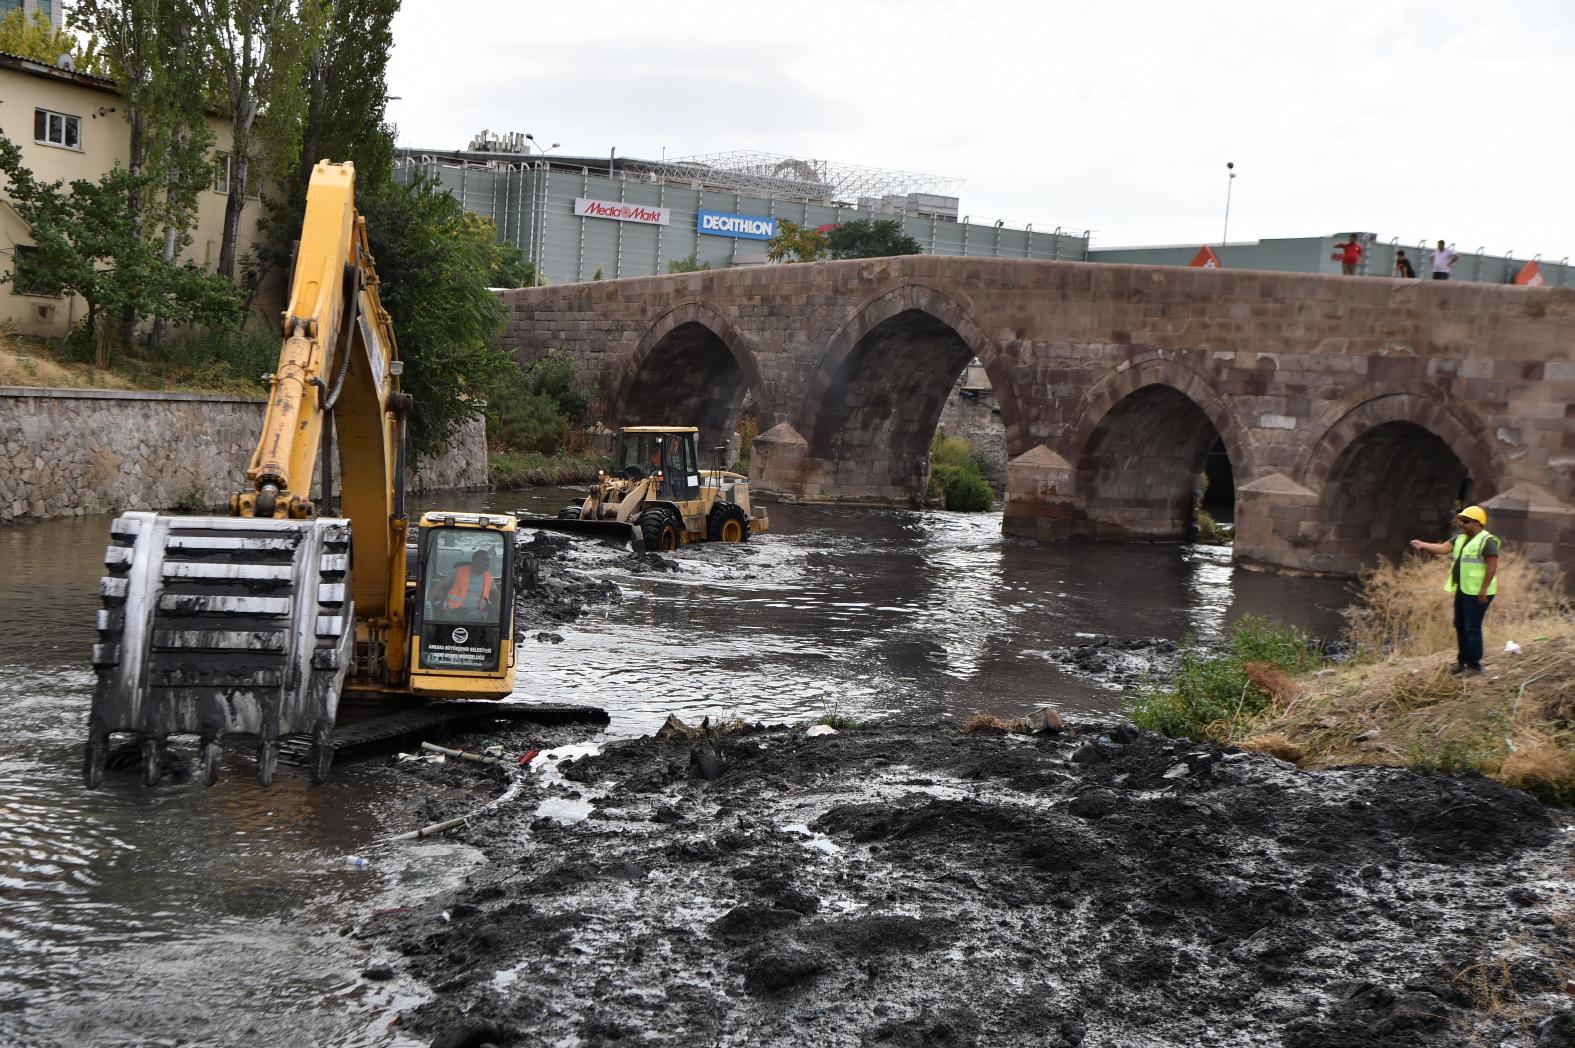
[1432,272,1450,280]
[1453,591,1493,668]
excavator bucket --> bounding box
[513,514,644,551]
[84,512,356,788]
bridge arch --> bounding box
[795,284,1015,502]
[1298,392,1501,572]
[613,302,764,460]
[1065,356,1249,540]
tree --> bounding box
[0,133,242,365]
[72,0,216,348]
[251,0,396,298]
[765,219,828,263]
[827,219,923,260]
[465,213,538,288]
[194,0,325,279]
[358,175,516,460]
[489,350,594,455]
[0,8,106,73]
[667,255,711,273]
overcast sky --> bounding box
[386,0,1574,254]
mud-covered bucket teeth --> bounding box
[83,511,355,787]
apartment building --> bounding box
[0,51,267,337]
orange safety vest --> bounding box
[444,565,493,610]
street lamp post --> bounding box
[524,133,559,157]
[1222,161,1236,246]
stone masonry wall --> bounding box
[0,388,487,524]
[499,258,1575,576]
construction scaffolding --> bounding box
[650,150,963,206]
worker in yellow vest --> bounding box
[1409,505,1500,676]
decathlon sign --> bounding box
[697,209,778,241]
[574,198,670,225]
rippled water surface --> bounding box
[0,493,1350,1045]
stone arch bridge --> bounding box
[499,257,1575,576]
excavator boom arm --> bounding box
[83,162,412,788]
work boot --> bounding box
[1448,663,1468,676]
[1461,666,1483,677]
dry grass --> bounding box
[1345,549,1570,659]
[959,712,1029,734]
[0,333,136,389]
[1237,552,1575,803]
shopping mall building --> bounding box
[395,137,1572,289]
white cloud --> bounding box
[386,0,1575,254]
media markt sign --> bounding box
[574,197,670,225]
[697,209,777,241]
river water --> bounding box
[0,491,1350,1046]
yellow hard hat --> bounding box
[1457,505,1487,525]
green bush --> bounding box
[489,449,606,487]
[931,463,994,511]
[667,256,711,273]
[156,325,278,392]
[489,350,594,456]
[927,429,994,511]
[931,432,977,469]
[1126,615,1318,742]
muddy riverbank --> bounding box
[369,715,1573,1048]
[354,516,1575,1048]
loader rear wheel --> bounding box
[557,506,582,520]
[707,502,749,543]
[640,509,681,552]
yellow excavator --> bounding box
[84,161,519,789]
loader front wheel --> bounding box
[557,506,582,520]
[707,502,749,543]
[640,509,681,552]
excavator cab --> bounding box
[408,513,517,696]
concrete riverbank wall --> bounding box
[0,387,488,524]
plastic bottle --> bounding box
[345,855,371,869]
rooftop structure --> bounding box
[653,150,962,207]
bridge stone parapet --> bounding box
[499,257,1575,576]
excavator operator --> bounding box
[443,549,496,617]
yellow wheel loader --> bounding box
[84,161,524,789]
[520,427,768,551]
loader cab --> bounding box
[409,512,517,695]
[616,427,701,500]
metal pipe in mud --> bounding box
[420,741,515,768]
[388,744,532,841]
[389,770,526,841]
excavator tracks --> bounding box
[84,512,356,788]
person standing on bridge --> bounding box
[1431,241,1460,280]
[1334,234,1364,275]
[1408,506,1499,677]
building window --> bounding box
[11,245,56,297]
[213,152,230,194]
[33,107,81,150]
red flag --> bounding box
[1189,245,1223,269]
[1514,260,1545,287]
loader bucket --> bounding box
[513,514,644,551]
[84,512,356,788]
